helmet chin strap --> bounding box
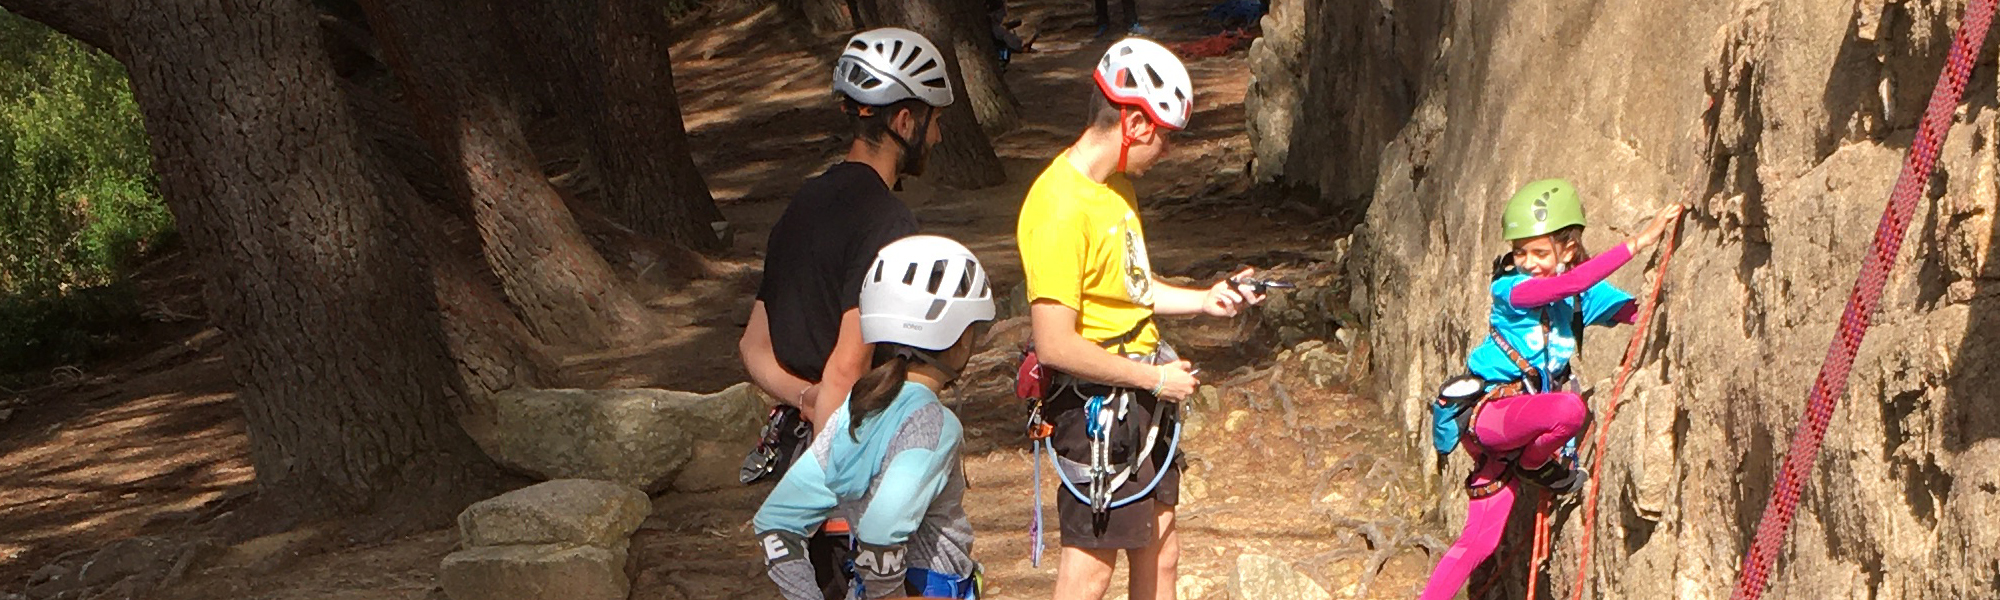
[895,346,961,384]
[883,106,934,190]
[1116,106,1137,174]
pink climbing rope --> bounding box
[1731,2,1996,599]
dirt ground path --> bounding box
[2,0,1447,597]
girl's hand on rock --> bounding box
[1634,204,1687,252]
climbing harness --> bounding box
[1018,318,1183,567]
[1728,2,1995,599]
[1024,369,1183,567]
[832,533,983,599]
[741,404,815,485]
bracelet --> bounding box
[1150,366,1166,397]
[796,385,813,406]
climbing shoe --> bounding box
[1517,459,1584,494]
[740,405,814,485]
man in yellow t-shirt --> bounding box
[1016,38,1267,600]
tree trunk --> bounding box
[779,0,859,33]
[501,0,726,251]
[855,0,1008,189]
[4,0,512,526]
[943,0,1020,134]
[590,0,728,250]
[360,0,653,349]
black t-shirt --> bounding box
[756,162,918,382]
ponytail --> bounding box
[848,344,911,441]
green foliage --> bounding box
[0,280,141,375]
[0,9,168,371]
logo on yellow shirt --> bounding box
[1122,213,1153,305]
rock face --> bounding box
[1245,0,1445,210]
[465,383,768,492]
[1243,0,1306,184]
[442,480,651,600]
[1260,0,2000,598]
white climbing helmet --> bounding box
[834,27,956,108]
[860,235,995,352]
[1093,37,1194,130]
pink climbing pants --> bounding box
[1416,391,1587,600]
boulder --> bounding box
[466,383,767,492]
[440,543,629,600]
[459,480,651,549]
[1229,553,1332,600]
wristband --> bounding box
[796,384,813,407]
[1150,365,1166,397]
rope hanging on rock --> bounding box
[1566,202,1685,600]
[1729,1,1995,599]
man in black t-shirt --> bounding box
[738,26,957,486]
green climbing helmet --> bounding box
[1502,178,1587,241]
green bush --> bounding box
[1,9,168,372]
[0,281,142,375]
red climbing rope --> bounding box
[1527,492,1554,599]
[1567,207,1686,600]
[1731,2,1995,599]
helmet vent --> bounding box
[899,47,924,70]
[953,260,976,297]
[1144,65,1164,88]
[872,260,884,282]
[924,298,948,320]
[925,259,949,294]
[902,263,919,285]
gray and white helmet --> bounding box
[834,27,956,108]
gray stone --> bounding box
[466,383,767,492]
[459,480,651,548]
[1297,345,1348,389]
[1229,553,1331,600]
[440,543,629,600]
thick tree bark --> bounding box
[501,0,726,251]
[855,0,1008,189]
[360,0,653,349]
[345,100,557,402]
[779,0,859,33]
[943,0,1020,134]
[591,0,728,250]
[5,0,511,526]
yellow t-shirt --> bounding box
[1016,151,1158,353]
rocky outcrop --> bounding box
[441,480,651,600]
[1244,0,1305,184]
[463,383,768,493]
[1269,0,2000,597]
[1245,0,1445,210]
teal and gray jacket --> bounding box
[753,381,974,599]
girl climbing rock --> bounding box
[1418,179,1684,600]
